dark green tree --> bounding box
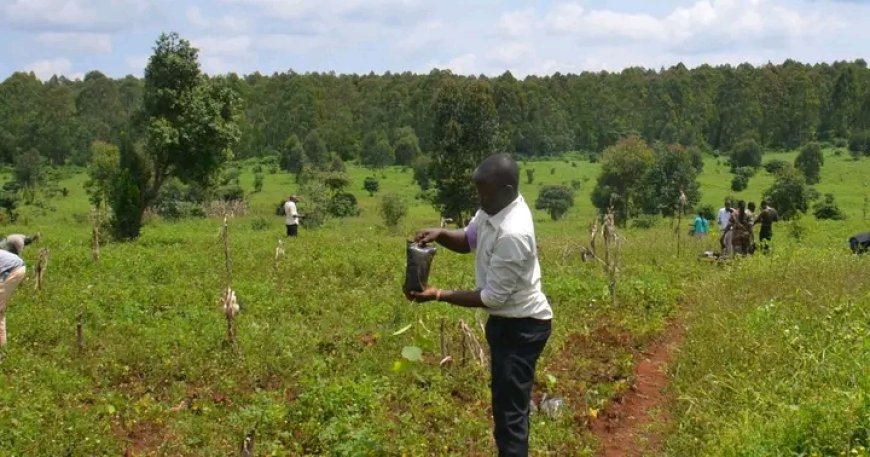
[591,136,655,224]
[729,138,763,170]
[794,141,825,185]
[363,176,380,196]
[535,185,575,220]
[429,79,499,223]
[132,32,240,237]
[763,166,814,220]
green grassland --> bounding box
[0,149,868,456]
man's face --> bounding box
[474,178,501,216]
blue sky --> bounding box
[1,0,869,81]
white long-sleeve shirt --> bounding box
[464,195,553,320]
[284,201,299,225]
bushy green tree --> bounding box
[115,32,240,238]
[393,128,421,166]
[363,176,380,196]
[591,136,655,223]
[535,185,575,220]
[429,79,499,223]
[380,193,408,228]
[412,155,432,191]
[84,140,120,208]
[763,166,814,220]
[794,142,825,184]
[813,193,846,220]
[638,144,702,216]
[110,136,149,240]
[281,134,305,173]
[14,148,43,190]
[764,159,791,174]
[303,130,328,169]
[729,138,763,171]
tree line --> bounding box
[2,58,870,167]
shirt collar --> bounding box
[486,194,522,229]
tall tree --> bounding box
[429,78,499,223]
[116,32,240,238]
[591,136,655,224]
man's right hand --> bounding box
[414,228,443,245]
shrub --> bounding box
[526,168,535,185]
[764,159,791,174]
[218,184,245,202]
[251,216,270,231]
[794,142,824,185]
[630,214,660,229]
[328,192,360,217]
[253,172,264,193]
[832,137,848,149]
[363,177,380,196]
[570,179,583,191]
[379,193,407,228]
[535,185,574,221]
[764,167,813,220]
[848,130,870,156]
[731,174,748,192]
[813,194,846,220]
[730,138,763,170]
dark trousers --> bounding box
[286,224,298,237]
[486,316,552,457]
[759,227,772,254]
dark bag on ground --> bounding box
[404,241,436,293]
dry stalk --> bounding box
[459,319,487,367]
[91,207,100,263]
[35,248,49,291]
[602,207,619,306]
[676,189,687,258]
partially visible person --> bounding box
[717,199,733,251]
[756,200,779,254]
[692,211,708,238]
[730,201,754,255]
[0,249,27,347]
[0,233,39,256]
[849,231,870,254]
[283,196,300,237]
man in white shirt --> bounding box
[283,195,300,237]
[717,199,732,251]
[410,153,552,457]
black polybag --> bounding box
[404,241,437,294]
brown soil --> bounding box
[590,321,685,457]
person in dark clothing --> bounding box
[850,232,870,254]
[409,154,552,457]
[756,200,779,254]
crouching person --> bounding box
[0,249,26,347]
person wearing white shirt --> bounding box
[409,153,552,457]
[283,195,300,237]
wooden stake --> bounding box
[92,207,100,263]
[76,310,84,352]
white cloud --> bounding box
[192,35,253,57]
[187,6,210,28]
[1,0,152,31]
[37,32,112,53]
[491,42,533,65]
[393,20,444,54]
[540,0,841,53]
[24,57,82,80]
[499,8,535,37]
[426,53,479,75]
[221,0,423,22]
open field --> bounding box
[0,149,868,455]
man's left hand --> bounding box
[408,287,439,303]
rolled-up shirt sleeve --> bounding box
[480,234,531,308]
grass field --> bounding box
[0,148,868,455]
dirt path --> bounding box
[590,321,685,457]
